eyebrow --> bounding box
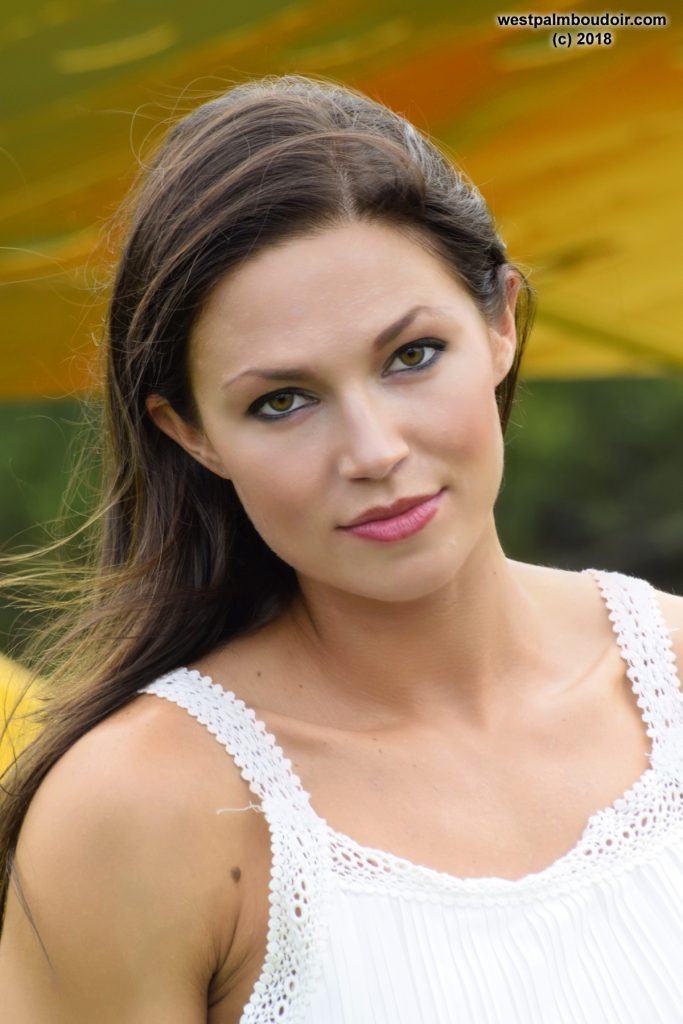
[220,304,446,389]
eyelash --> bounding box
[247,339,447,422]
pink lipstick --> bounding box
[340,488,446,542]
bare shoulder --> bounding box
[0,688,256,1022]
[511,560,683,661]
[650,582,683,667]
[17,688,258,887]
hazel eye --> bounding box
[387,344,440,372]
[249,390,310,419]
[265,394,298,414]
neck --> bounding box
[278,530,553,732]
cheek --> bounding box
[229,449,319,540]
[429,371,502,461]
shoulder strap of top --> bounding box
[137,667,320,828]
[585,567,683,773]
[136,667,332,1023]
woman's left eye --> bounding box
[248,339,446,421]
[389,339,445,373]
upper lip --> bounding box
[341,489,443,528]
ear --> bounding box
[488,269,522,386]
[144,395,230,479]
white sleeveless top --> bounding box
[137,568,683,1023]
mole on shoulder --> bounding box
[231,865,242,883]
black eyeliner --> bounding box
[247,339,447,422]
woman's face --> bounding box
[148,219,520,602]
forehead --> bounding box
[191,220,477,366]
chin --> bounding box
[339,552,470,603]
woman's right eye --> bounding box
[247,390,314,421]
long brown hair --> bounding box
[0,72,536,927]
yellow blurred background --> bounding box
[2,0,681,400]
[0,654,41,773]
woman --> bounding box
[1,73,682,1023]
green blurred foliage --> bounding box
[496,378,682,594]
[0,401,87,543]
[0,399,97,658]
[1,379,681,659]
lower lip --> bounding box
[341,488,446,542]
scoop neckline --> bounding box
[177,567,682,897]
[321,767,664,898]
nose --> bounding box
[336,390,410,480]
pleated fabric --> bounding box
[305,841,683,1023]
[137,567,683,1023]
